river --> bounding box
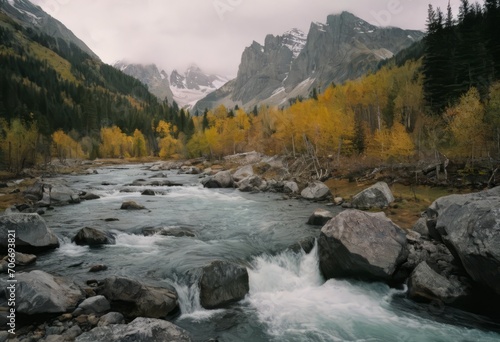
[26,164,500,341]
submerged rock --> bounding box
[307,208,334,226]
[72,227,116,246]
[0,213,59,253]
[351,182,394,209]
[120,201,146,210]
[76,317,192,342]
[96,276,178,319]
[199,260,249,309]
[318,210,407,282]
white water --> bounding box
[246,243,500,342]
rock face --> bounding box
[318,210,407,282]
[351,182,395,209]
[13,270,84,315]
[72,227,116,246]
[199,261,249,309]
[0,213,59,253]
[96,276,178,318]
[194,12,423,111]
[428,187,500,295]
[307,209,334,226]
[76,317,192,342]
[408,262,469,305]
[301,182,331,200]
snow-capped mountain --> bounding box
[169,64,229,111]
[114,61,174,104]
[0,0,99,59]
[112,62,228,110]
[194,12,424,112]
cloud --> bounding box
[31,0,462,77]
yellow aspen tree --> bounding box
[52,130,84,161]
[132,129,148,158]
[156,120,181,159]
[444,88,485,159]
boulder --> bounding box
[10,252,37,266]
[307,209,334,226]
[351,182,394,209]
[96,276,178,318]
[28,180,81,206]
[12,270,84,315]
[237,175,267,192]
[412,215,429,237]
[429,187,500,294]
[80,193,100,201]
[0,213,59,253]
[232,165,254,182]
[74,295,110,315]
[301,182,331,200]
[283,181,299,194]
[97,312,125,326]
[199,260,249,309]
[89,264,108,273]
[213,170,234,188]
[318,210,407,282]
[408,262,470,305]
[76,317,192,342]
[72,227,116,246]
[141,189,155,196]
[120,201,146,210]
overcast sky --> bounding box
[31,0,461,77]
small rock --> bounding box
[89,264,108,273]
[87,314,100,327]
[74,295,110,315]
[97,312,125,327]
[120,201,146,210]
[141,189,155,196]
[59,313,73,322]
[75,315,88,325]
[333,197,344,205]
[64,325,83,339]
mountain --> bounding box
[169,64,229,111]
[0,4,184,141]
[194,11,424,112]
[0,0,98,59]
[114,61,174,104]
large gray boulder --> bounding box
[199,261,249,309]
[318,210,407,282]
[351,182,394,209]
[429,186,500,294]
[202,170,234,188]
[11,270,84,315]
[76,317,192,342]
[26,180,81,206]
[72,227,116,246]
[408,262,470,305]
[232,165,254,182]
[96,276,178,318]
[301,182,331,200]
[0,213,59,253]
